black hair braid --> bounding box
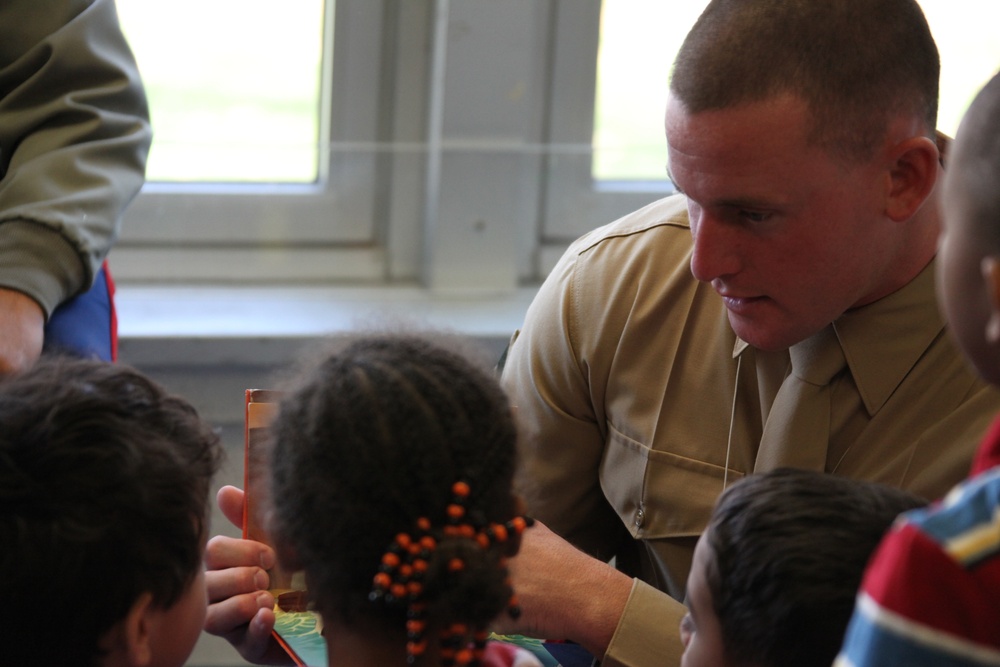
[269,334,519,638]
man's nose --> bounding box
[689,211,740,283]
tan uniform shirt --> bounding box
[502,194,1000,666]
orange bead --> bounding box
[447,503,465,519]
[455,647,474,665]
[420,536,437,550]
[372,572,391,589]
[448,558,465,572]
[493,524,509,542]
[509,517,527,534]
[452,481,471,498]
[476,533,490,548]
[407,581,423,596]
[406,619,426,633]
[407,640,427,656]
[391,583,407,598]
[413,558,428,573]
[417,517,432,531]
[396,533,412,548]
[382,552,400,568]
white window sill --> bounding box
[115,284,536,366]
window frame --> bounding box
[116,0,385,282]
[114,0,670,287]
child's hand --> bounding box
[203,486,292,665]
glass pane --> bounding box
[116,0,325,183]
[593,1,704,182]
[593,0,1000,182]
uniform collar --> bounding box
[732,259,944,416]
[836,259,944,416]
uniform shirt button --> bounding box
[634,507,645,528]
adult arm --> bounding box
[0,289,43,374]
[0,0,151,369]
[496,520,688,666]
[499,199,694,665]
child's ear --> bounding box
[982,256,1000,344]
[884,135,939,222]
[107,592,153,667]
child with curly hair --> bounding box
[265,334,544,667]
[0,357,222,666]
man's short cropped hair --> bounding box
[704,468,926,667]
[0,357,222,665]
[670,0,940,161]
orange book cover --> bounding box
[243,389,327,666]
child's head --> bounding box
[268,334,523,663]
[0,357,222,667]
[938,70,1000,386]
[679,468,925,667]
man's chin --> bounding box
[727,313,805,352]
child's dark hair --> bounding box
[269,334,520,655]
[703,468,927,667]
[0,356,222,666]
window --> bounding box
[116,0,324,183]
[110,1,1000,290]
[115,0,383,284]
[592,0,1000,181]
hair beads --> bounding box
[368,481,535,665]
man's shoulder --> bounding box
[569,194,691,257]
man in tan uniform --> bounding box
[200,1,1000,665]
[497,1,1000,665]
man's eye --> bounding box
[740,209,770,223]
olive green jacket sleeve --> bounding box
[0,0,151,317]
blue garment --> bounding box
[43,264,115,362]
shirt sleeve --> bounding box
[501,238,627,561]
[0,0,151,316]
[601,579,687,667]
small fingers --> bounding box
[217,485,246,528]
[206,565,270,604]
[205,534,275,571]
[205,589,275,635]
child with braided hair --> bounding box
[264,333,545,667]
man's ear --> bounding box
[981,257,1000,344]
[124,593,156,667]
[884,135,940,222]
